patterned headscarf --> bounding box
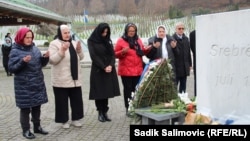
[121,23,143,56]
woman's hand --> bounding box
[105,65,112,73]
[144,45,152,50]
[23,55,31,62]
[59,42,70,56]
[43,51,50,58]
[153,41,161,48]
[121,47,129,55]
[170,40,177,48]
[76,41,82,53]
[61,42,70,52]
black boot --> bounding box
[98,111,106,122]
[23,130,35,139]
[103,113,111,122]
[34,126,48,135]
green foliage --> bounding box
[226,4,239,11]
[128,59,179,124]
[43,42,49,47]
[150,98,187,114]
[168,6,184,19]
[191,7,211,15]
[134,59,177,109]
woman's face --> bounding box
[61,28,71,40]
[127,26,136,37]
[157,27,166,38]
[23,31,33,46]
[102,28,108,37]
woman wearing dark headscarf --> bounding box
[48,24,84,129]
[114,23,151,117]
[87,22,120,122]
[8,27,49,139]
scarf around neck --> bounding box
[57,25,78,80]
[122,23,144,56]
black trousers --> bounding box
[121,76,140,109]
[53,87,84,123]
[95,99,109,113]
[20,105,41,132]
[176,76,187,93]
[2,55,10,75]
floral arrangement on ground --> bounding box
[127,58,227,125]
[127,58,197,124]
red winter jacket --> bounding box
[114,38,149,76]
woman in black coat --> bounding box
[1,33,12,76]
[87,23,120,122]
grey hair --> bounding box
[60,24,70,31]
[175,22,184,28]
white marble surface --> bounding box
[196,9,250,123]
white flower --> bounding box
[131,92,135,98]
[168,63,172,69]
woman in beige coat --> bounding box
[48,25,84,129]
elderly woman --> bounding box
[146,25,177,85]
[8,27,49,139]
[48,24,84,129]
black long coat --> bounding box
[172,33,192,77]
[88,40,121,100]
[1,45,11,67]
[189,30,196,74]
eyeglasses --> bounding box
[178,28,185,30]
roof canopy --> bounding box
[0,0,70,26]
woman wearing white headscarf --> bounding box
[146,25,177,83]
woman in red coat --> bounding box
[114,23,150,117]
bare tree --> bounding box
[64,0,77,16]
[76,0,86,15]
[103,0,118,14]
[36,24,57,37]
[29,0,250,17]
[118,0,137,21]
[89,0,105,15]
[45,0,65,15]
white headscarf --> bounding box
[156,25,168,59]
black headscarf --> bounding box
[57,25,78,80]
[121,23,143,56]
[88,22,114,55]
